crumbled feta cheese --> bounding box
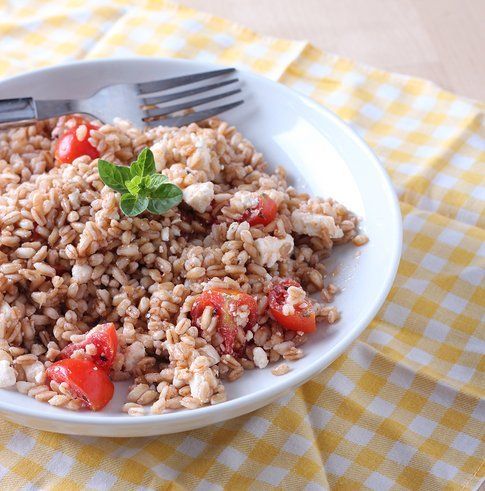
[263,189,288,206]
[150,141,168,171]
[189,370,217,403]
[291,209,343,239]
[198,344,221,366]
[255,234,294,268]
[85,343,97,356]
[230,190,259,211]
[0,302,19,330]
[0,360,16,388]
[23,361,45,384]
[253,347,269,369]
[183,182,214,213]
[173,367,191,388]
[123,341,146,371]
[190,355,211,373]
[189,373,210,403]
[228,302,251,328]
[259,177,278,189]
[187,135,213,177]
[72,264,93,284]
[282,285,307,316]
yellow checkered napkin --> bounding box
[1,0,484,489]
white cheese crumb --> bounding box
[72,264,93,284]
[189,372,212,403]
[230,190,259,211]
[187,135,214,178]
[263,189,288,206]
[255,234,294,268]
[150,141,168,171]
[282,285,307,316]
[229,302,250,328]
[182,182,214,213]
[123,341,146,372]
[0,360,16,388]
[253,347,269,369]
[291,209,343,239]
[23,361,45,384]
[197,344,220,366]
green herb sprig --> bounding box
[98,148,182,217]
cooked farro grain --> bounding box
[352,234,369,246]
[271,363,290,376]
[282,347,304,361]
[0,115,365,414]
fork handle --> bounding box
[0,97,81,129]
[0,97,37,128]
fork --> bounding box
[0,68,243,129]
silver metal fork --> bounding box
[0,68,243,129]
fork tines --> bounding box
[145,100,244,128]
[142,78,238,106]
[144,89,242,119]
[136,68,235,94]
[138,68,243,126]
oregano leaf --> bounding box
[149,182,183,205]
[98,160,131,193]
[120,194,148,216]
[130,147,155,178]
[125,175,142,196]
[100,148,182,217]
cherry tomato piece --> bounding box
[191,288,258,354]
[268,279,316,332]
[59,323,118,372]
[46,358,114,411]
[55,118,99,164]
[241,194,278,226]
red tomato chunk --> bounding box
[50,322,119,411]
[59,322,118,372]
[55,118,100,164]
[191,288,258,354]
[46,359,114,411]
[268,278,316,332]
[241,194,278,226]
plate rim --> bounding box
[0,56,402,430]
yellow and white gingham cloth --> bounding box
[1,0,484,489]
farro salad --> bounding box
[0,115,367,415]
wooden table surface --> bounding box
[178,0,485,102]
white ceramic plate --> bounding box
[0,58,401,436]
